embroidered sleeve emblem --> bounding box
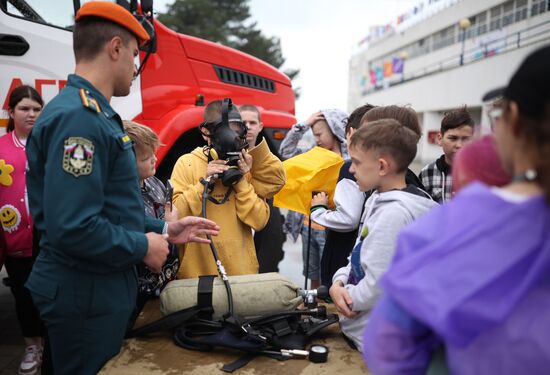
[62,137,94,177]
[0,204,21,232]
[0,159,14,186]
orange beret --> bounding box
[75,2,150,46]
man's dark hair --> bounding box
[350,118,419,173]
[73,17,135,62]
[345,103,376,135]
[441,106,475,134]
[364,105,421,137]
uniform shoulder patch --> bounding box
[79,88,101,113]
[121,134,132,145]
[63,137,94,177]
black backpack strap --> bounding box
[197,275,216,320]
[303,313,339,337]
[221,353,258,373]
[125,305,203,338]
[272,319,292,337]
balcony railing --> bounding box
[364,19,550,95]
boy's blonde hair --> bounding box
[123,120,161,155]
[350,119,419,173]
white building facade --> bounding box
[348,0,550,164]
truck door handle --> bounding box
[0,34,30,56]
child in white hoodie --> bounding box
[329,119,437,352]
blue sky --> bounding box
[154,0,418,120]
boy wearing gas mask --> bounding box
[170,99,273,278]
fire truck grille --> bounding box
[214,66,275,93]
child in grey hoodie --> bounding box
[329,119,438,352]
[279,109,348,289]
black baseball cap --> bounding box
[482,45,550,120]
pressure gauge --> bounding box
[309,344,329,363]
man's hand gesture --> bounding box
[167,216,220,244]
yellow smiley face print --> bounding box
[0,204,21,233]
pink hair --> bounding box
[452,135,511,193]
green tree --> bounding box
[158,0,300,97]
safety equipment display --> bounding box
[160,273,302,320]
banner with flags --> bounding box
[383,61,393,77]
[392,57,404,73]
[369,69,377,85]
[375,67,384,83]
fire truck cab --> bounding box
[0,0,296,180]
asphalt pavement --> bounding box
[0,235,304,375]
[0,267,25,374]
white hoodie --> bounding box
[332,186,438,352]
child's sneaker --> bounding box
[18,344,42,375]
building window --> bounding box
[464,12,488,39]
[515,0,528,21]
[531,0,548,16]
[433,25,455,50]
[490,5,502,30]
[477,12,488,36]
[502,1,514,27]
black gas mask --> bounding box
[200,98,249,186]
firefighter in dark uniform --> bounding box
[24,3,219,374]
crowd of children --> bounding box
[0,12,548,372]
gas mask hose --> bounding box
[200,175,234,317]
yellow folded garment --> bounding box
[274,147,343,215]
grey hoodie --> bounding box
[279,109,349,241]
[278,108,349,161]
[332,186,437,352]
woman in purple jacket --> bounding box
[363,46,550,375]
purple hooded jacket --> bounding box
[363,183,550,375]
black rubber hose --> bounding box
[304,215,312,290]
[200,177,234,317]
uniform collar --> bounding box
[67,74,117,119]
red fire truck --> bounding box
[0,0,296,180]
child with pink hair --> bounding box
[451,134,510,193]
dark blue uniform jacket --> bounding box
[26,74,164,297]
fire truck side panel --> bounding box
[139,21,200,120]
[1,1,296,180]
